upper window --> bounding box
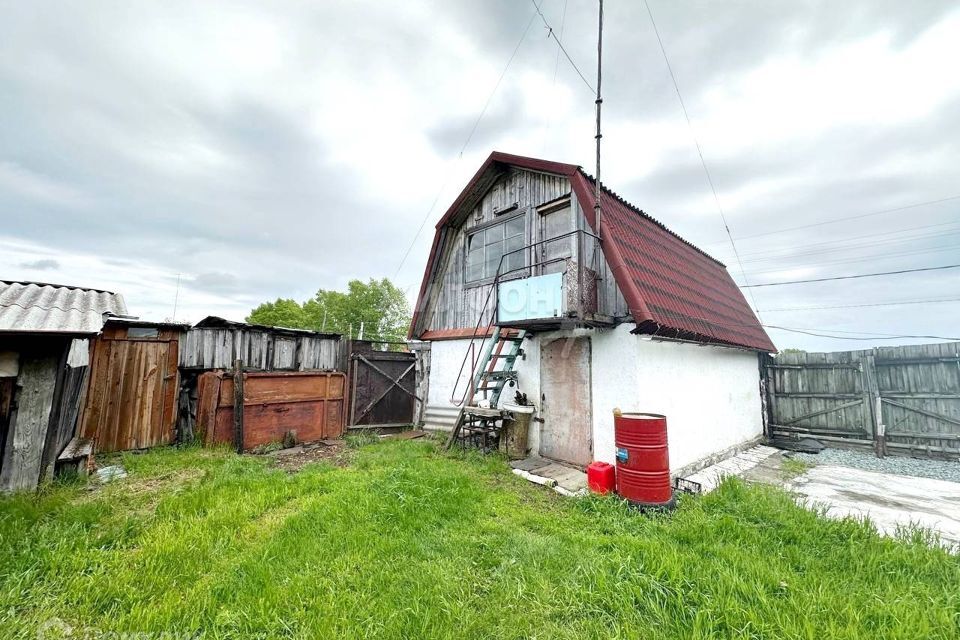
[466,215,525,283]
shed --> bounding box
[0,280,126,491]
[411,152,776,475]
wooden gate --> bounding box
[764,342,960,458]
[79,323,180,452]
[348,345,417,428]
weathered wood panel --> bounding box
[0,355,58,492]
[79,328,179,453]
[765,342,960,458]
[197,370,346,449]
[349,348,417,428]
[180,328,342,371]
[422,168,627,333]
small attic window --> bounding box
[127,327,159,339]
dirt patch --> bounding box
[267,440,350,473]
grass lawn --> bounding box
[1,438,958,639]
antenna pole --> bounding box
[172,273,181,321]
[594,0,603,242]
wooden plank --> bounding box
[0,356,58,492]
[780,399,864,426]
[233,360,244,453]
[881,397,960,428]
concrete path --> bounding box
[789,465,960,548]
[683,445,780,492]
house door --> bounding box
[539,337,592,466]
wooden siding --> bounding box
[423,168,627,333]
[765,342,960,458]
[79,326,179,453]
[180,327,343,371]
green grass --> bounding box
[1,440,958,639]
[780,456,811,480]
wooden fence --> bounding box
[347,343,417,429]
[763,342,960,459]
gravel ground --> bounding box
[793,448,960,484]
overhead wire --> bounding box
[705,193,960,245]
[392,9,539,281]
[741,263,960,288]
[642,0,761,318]
[759,296,960,313]
[530,0,595,94]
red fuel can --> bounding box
[614,411,675,508]
[587,461,616,495]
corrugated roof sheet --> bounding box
[0,280,128,334]
[412,151,776,352]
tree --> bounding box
[247,278,411,346]
[246,298,307,329]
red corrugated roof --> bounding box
[410,152,776,353]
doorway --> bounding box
[539,337,592,466]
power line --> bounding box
[740,243,960,276]
[706,193,960,245]
[731,223,960,262]
[531,0,595,94]
[741,263,960,288]
[759,296,960,313]
[392,9,539,280]
[764,324,960,342]
[642,0,761,319]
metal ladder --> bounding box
[445,327,527,449]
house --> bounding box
[0,280,126,491]
[409,152,776,475]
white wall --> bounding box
[590,325,763,472]
[426,324,763,472]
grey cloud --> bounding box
[18,258,60,271]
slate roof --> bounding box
[0,280,128,334]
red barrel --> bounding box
[614,412,674,507]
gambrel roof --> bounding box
[411,151,776,353]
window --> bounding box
[466,215,525,282]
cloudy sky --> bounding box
[2,0,958,350]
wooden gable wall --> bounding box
[421,168,628,333]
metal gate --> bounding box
[348,344,418,429]
[764,342,960,458]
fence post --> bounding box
[233,359,245,453]
[861,353,885,457]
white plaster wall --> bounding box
[426,325,763,472]
[590,324,763,472]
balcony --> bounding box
[491,230,614,330]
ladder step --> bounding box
[481,370,517,380]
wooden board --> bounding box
[78,329,179,452]
[0,355,58,492]
[539,337,592,467]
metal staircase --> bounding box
[445,327,527,449]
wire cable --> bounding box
[759,296,960,313]
[531,0,595,94]
[705,194,960,245]
[741,263,960,288]
[642,0,761,318]
[392,9,539,280]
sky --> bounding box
[1,0,958,351]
